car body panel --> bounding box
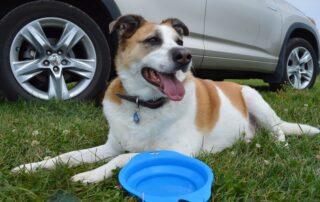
[114,0,206,67]
[202,0,282,73]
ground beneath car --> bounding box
[0,79,320,201]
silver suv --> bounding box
[0,0,319,101]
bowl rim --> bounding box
[119,150,214,201]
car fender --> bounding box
[265,22,319,83]
[101,0,121,20]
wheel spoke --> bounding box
[48,74,70,100]
[12,59,43,83]
[292,74,302,89]
[301,70,313,81]
[65,58,95,79]
[287,66,298,76]
[56,22,84,52]
[299,51,312,64]
[290,49,300,65]
[21,21,51,53]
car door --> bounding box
[114,0,206,67]
[255,0,282,66]
[202,0,281,72]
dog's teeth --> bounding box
[150,70,156,79]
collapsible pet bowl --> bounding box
[119,150,214,202]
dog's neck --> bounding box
[116,93,168,109]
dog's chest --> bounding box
[103,99,189,151]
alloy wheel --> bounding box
[9,17,97,100]
[286,47,314,90]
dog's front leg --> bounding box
[71,153,137,184]
[12,137,121,173]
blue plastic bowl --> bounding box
[119,151,214,202]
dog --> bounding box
[13,14,320,184]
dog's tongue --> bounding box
[158,73,185,101]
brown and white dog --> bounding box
[13,15,320,184]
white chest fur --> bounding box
[103,82,201,153]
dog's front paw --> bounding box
[11,163,39,173]
[71,171,105,184]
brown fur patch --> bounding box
[104,77,125,105]
[115,22,159,70]
[194,78,221,133]
[161,19,174,27]
[215,82,248,118]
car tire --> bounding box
[0,1,111,101]
[270,38,318,90]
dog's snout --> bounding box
[171,48,192,70]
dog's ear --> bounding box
[109,14,146,39]
[161,18,189,36]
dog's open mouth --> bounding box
[142,68,185,101]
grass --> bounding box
[1,79,320,201]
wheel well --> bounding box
[0,0,117,78]
[0,0,30,20]
[289,28,319,59]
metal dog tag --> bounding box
[133,97,141,124]
[133,111,141,124]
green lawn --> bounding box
[1,79,320,201]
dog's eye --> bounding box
[144,36,161,45]
[176,39,183,46]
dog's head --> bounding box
[110,15,192,101]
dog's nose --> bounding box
[171,48,192,70]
